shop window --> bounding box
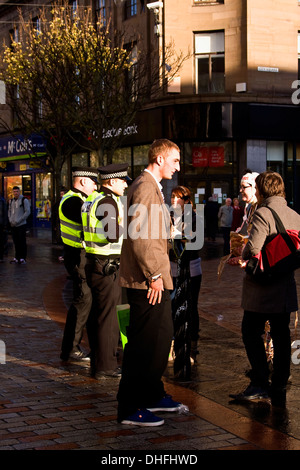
[4,175,22,200]
[35,173,52,222]
[195,31,225,94]
[183,141,233,176]
[267,141,284,175]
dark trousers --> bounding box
[11,225,27,261]
[242,310,291,390]
[60,249,92,359]
[190,275,202,341]
[0,225,6,260]
[117,288,173,421]
[221,226,231,255]
[85,257,121,374]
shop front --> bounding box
[110,103,238,206]
[0,134,52,228]
[112,102,300,213]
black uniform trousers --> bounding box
[242,310,291,391]
[117,288,173,421]
[11,225,27,261]
[60,247,92,360]
[85,256,121,374]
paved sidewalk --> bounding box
[0,230,300,453]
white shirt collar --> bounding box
[144,168,163,191]
[144,169,164,201]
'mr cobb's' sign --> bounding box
[0,134,46,159]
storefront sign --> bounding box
[192,146,224,167]
[209,146,224,167]
[192,147,208,167]
[0,134,46,160]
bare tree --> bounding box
[0,3,188,198]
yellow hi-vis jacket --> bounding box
[59,190,85,248]
[81,191,123,256]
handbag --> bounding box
[245,206,300,282]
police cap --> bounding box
[98,163,131,181]
[72,166,99,183]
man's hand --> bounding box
[147,277,164,305]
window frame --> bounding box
[124,0,137,20]
[195,31,225,94]
[95,0,106,27]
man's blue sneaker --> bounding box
[120,409,164,427]
[147,394,182,412]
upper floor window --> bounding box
[9,27,19,45]
[95,0,106,27]
[69,0,78,18]
[32,17,41,36]
[125,0,137,19]
[195,31,225,94]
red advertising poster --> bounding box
[209,146,224,167]
[192,147,208,167]
[192,146,224,167]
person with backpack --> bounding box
[0,193,8,262]
[8,186,31,264]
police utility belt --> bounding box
[87,253,120,276]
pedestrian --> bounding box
[227,171,260,265]
[218,198,233,255]
[204,196,219,241]
[237,171,259,235]
[59,167,98,362]
[8,186,31,264]
[82,163,130,379]
[231,197,244,232]
[230,171,300,407]
[169,185,202,378]
[0,193,8,262]
[117,138,182,427]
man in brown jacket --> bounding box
[117,139,181,426]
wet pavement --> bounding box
[1,229,300,455]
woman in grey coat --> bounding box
[230,171,300,406]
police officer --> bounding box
[59,166,98,362]
[82,163,131,379]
